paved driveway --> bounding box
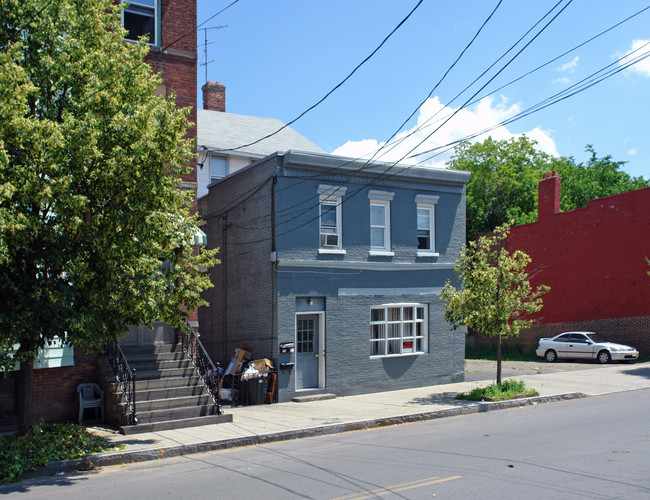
[464,358,605,382]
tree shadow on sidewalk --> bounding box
[407,392,468,406]
[621,365,650,380]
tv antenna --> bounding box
[198,26,228,85]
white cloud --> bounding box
[621,39,650,77]
[628,148,637,155]
[552,77,571,85]
[332,95,559,168]
[557,56,579,73]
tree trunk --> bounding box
[496,334,502,387]
[17,357,35,435]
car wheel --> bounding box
[545,350,557,363]
[597,350,611,364]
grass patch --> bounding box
[456,379,539,402]
[0,422,113,484]
[465,343,538,362]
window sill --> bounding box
[370,352,426,359]
[417,251,439,258]
[318,248,346,255]
[369,250,394,257]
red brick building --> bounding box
[1,0,200,428]
[475,172,650,356]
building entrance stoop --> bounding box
[100,342,232,435]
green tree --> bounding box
[440,224,549,386]
[555,145,649,211]
[447,137,649,243]
[447,136,559,243]
[0,0,218,434]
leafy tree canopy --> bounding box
[0,0,218,375]
[447,137,649,243]
[440,224,549,385]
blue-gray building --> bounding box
[197,151,470,402]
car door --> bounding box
[552,333,572,359]
[565,333,592,359]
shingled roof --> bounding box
[197,108,325,157]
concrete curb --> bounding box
[22,391,586,479]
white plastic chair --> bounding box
[77,383,104,424]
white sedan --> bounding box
[536,331,639,364]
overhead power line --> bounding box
[220,0,425,152]
[82,0,242,103]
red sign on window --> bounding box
[403,341,413,349]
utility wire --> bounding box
[202,1,647,244]
[411,41,650,162]
[82,0,242,102]
[215,0,571,233]
[220,0,424,152]
[379,2,650,160]
[214,0,505,228]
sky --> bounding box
[196,0,650,180]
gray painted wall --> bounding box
[198,156,279,367]
[199,151,469,402]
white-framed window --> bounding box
[370,304,428,357]
[416,194,439,256]
[369,190,394,255]
[318,185,346,253]
[209,154,228,183]
[122,0,159,46]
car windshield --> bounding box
[586,333,606,343]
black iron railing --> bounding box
[181,321,222,415]
[105,339,138,425]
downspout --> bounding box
[222,213,230,359]
[271,174,278,364]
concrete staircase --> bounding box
[101,343,232,435]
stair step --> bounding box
[120,344,185,355]
[128,359,193,371]
[131,376,203,391]
[123,352,188,363]
[130,385,209,401]
[134,404,217,423]
[127,395,213,412]
[136,367,198,380]
[104,341,229,433]
[120,413,233,435]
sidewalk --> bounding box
[46,361,650,474]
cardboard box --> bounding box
[254,358,273,373]
[224,347,251,376]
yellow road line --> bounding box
[332,475,462,500]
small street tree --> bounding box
[0,0,218,433]
[440,224,549,386]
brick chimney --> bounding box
[538,171,561,220]
[202,81,226,112]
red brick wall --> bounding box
[146,0,197,188]
[507,185,650,324]
[471,316,650,356]
[473,180,650,357]
[29,347,99,423]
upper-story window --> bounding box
[209,154,228,183]
[416,194,439,257]
[369,190,394,256]
[122,1,159,46]
[318,185,346,254]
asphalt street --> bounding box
[3,389,649,499]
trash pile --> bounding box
[218,346,277,406]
